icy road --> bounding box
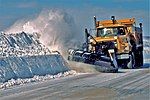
[0,68,149,100]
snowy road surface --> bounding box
[0,68,149,100]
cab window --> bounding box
[97,27,125,37]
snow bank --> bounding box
[143,36,150,64]
[143,38,150,54]
[0,54,70,83]
[0,32,50,57]
[0,32,70,83]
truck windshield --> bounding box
[97,27,125,37]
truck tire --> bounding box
[127,52,135,69]
[139,50,143,67]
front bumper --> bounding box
[117,54,129,59]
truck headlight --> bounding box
[89,39,94,43]
[114,41,117,47]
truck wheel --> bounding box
[127,52,135,69]
[139,51,143,67]
[117,60,128,69]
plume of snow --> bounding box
[5,9,82,54]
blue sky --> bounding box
[0,0,149,35]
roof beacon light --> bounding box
[111,16,115,24]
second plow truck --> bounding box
[68,16,143,72]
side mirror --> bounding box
[139,23,142,28]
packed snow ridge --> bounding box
[0,32,72,84]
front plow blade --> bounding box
[94,61,118,73]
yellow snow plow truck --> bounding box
[68,16,143,72]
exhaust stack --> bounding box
[85,28,89,52]
[94,16,97,29]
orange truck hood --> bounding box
[93,36,117,43]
